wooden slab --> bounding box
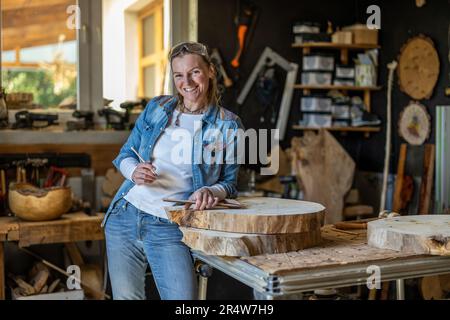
[367,215,450,255]
[290,130,355,224]
[241,225,417,275]
[16,212,105,247]
[167,197,325,234]
[181,227,322,257]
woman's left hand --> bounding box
[185,188,219,210]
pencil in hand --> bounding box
[131,147,157,176]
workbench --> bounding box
[0,212,105,300]
[193,225,450,300]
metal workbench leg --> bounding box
[396,279,405,300]
[196,262,213,300]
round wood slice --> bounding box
[181,227,322,257]
[367,215,450,255]
[167,197,325,234]
[398,101,431,146]
[397,35,440,100]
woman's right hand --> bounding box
[131,163,157,185]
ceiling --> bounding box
[1,0,76,51]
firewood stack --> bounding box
[8,262,65,298]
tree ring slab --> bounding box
[181,227,322,257]
[167,197,326,234]
[367,215,450,255]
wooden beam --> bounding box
[2,3,72,29]
[393,144,408,212]
[418,144,435,215]
[1,0,74,11]
[3,21,76,50]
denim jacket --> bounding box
[101,95,244,227]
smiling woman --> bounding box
[103,41,244,300]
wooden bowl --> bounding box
[8,183,72,221]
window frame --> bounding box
[137,0,165,98]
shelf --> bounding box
[292,125,380,138]
[292,42,380,50]
[292,42,379,65]
[294,84,381,91]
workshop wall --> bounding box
[198,0,450,173]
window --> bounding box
[138,0,165,98]
[1,0,78,109]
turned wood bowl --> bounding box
[8,183,72,221]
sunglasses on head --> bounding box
[169,42,209,61]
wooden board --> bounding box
[180,227,322,257]
[167,197,325,234]
[290,130,355,224]
[241,225,415,275]
[1,212,105,247]
[367,215,450,255]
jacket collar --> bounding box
[161,96,219,125]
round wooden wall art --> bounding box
[398,101,431,145]
[398,35,440,100]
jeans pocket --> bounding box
[110,199,127,216]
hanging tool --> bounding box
[211,48,233,88]
[27,158,48,187]
[231,0,258,69]
[236,47,298,139]
[44,166,69,187]
[13,160,27,183]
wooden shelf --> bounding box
[292,41,379,65]
[292,42,380,50]
[294,84,381,91]
[292,125,381,138]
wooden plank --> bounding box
[418,144,435,214]
[393,144,407,212]
[0,144,121,176]
[17,212,104,247]
[2,3,72,29]
[3,21,76,50]
[242,225,415,275]
[1,0,73,11]
[291,130,355,224]
[367,215,450,255]
[167,197,325,234]
[181,227,322,257]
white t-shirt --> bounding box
[121,110,226,219]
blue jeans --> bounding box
[104,198,198,300]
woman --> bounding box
[102,41,244,300]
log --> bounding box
[180,227,322,257]
[167,197,325,234]
[367,215,450,255]
[31,269,49,293]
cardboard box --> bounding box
[332,31,353,44]
[342,24,378,45]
